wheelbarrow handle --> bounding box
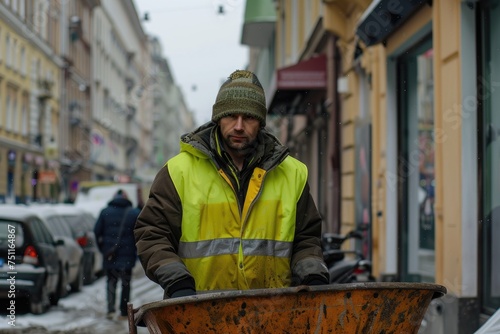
[128,302,137,334]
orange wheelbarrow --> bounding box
[127,282,446,334]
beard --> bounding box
[223,134,257,156]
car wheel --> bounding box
[50,266,64,306]
[30,278,50,314]
[71,262,84,292]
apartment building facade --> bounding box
[90,0,151,189]
[0,0,190,203]
[0,0,63,203]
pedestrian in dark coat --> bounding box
[94,189,139,319]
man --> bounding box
[94,189,138,319]
[134,70,329,299]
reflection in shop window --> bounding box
[481,0,500,312]
[398,36,435,283]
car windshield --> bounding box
[62,214,88,236]
[0,220,24,248]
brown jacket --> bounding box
[134,122,329,297]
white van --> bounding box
[74,182,141,219]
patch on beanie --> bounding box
[226,70,264,91]
[212,70,267,125]
[229,70,254,80]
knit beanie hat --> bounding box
[212,70,267,126]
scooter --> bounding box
[322,228,375,283]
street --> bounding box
[0,263,163,333]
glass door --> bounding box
[397,36,435,282]
[480,0,500,313]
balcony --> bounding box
[37,79,54,101]
[69,100,83,126]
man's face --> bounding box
[219,113,260,153]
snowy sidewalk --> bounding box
[0,262,163,333]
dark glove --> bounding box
[170,288,196,298]
[307,279,327,286]
[302,274,329,286]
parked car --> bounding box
[28,205,85,295]
[47,204,103,284]
[0,204,64,314]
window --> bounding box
[480,0,500,313]
[46,106,52,135]
[355,69,372,259]
[29,218,48,243]
[11,95,18,132]
[11,38,17,71]
[304,1,312,39]
[397,36,435,283]
[46,216,72,238]
[40,222,55,245]
[5,88,17,131]
[19,0,25,19]
[290,0,298,62]
[21,99,28,136]
[5,95,11,131]
[20,46,26,75]
[5,34,11,67]
[0,221,24,248]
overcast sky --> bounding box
[133,0,249,126]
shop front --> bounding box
[354,0,498,331]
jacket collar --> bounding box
[180,121,289,171]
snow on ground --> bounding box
[0,262,164,333]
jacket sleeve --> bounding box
[290,182,329,285]
[134,166,196,297]
[94,211,105,252]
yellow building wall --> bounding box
[0,20,61,201]
[364,44,387,275]
[433,0,463,295]
[340,81,357,232]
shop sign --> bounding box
[45,142,58,161]
[115,174,131,183]
[39,171,57,184]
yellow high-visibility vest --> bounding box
[167,147,308,292]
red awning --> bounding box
[268,54,327,114]
[277,54,327,89]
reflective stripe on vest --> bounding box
[168,151,307,291]
[179,238,292,258]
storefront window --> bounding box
[481,0,500,312]
[398,36,435,282]
[7,150,16,204]
[355,69,372,260]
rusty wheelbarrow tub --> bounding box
[127,282,446,334]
